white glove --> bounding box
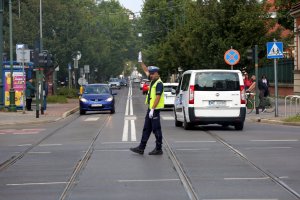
[138,51,142,63]
[149,109,154,118]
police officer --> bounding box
[130,62,164,155]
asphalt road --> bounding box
[0,82,299,200]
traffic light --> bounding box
[246,48,254,62]
[38,50,48,66]
[46,53,54,67]
[32,50,54,67]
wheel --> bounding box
[80,109,86,115]
[246,99,254,114]
[264,97,275,113]
[234,122,244,130]
[174,110,183,127]
[111,106,115,114]
[183,110,193,130]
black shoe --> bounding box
[130,147,144,155]
[148,148,163,155]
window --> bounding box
[194,72,239,91]
[181,74,191,91]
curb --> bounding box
[249,117,300,126]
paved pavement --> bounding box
[0,98,299,126]
[0,99,79,126]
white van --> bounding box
[163,83,179,107]
[174,70,246,130]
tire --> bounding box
[111,106,115,114]
[80,109,86,115]
[174,110,183,127]
[183,110,193,130]
[234,122,244,130]
[246,99,254,114]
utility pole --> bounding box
[9,0,16,112]
[0,0,4,109]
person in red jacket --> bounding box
[243,72,252,90]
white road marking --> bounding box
[175,140,216,143]
[39,144,62,147]
[28,152,51,154]
[176,148,210,151]
[17,144,32,147]
[117,179,180,183]
[94,149,130,152]
[161,116,174,120]
[124,116,136,120]
[130,92,133,116]
[250,140,298,142]
[102,142,138,144]
[131,120,136,141]
[84,117,99,121]
[1,129,45,135]
[244,147,292,150]
[122,120,129,141]
[202,199,278,200]
[6,182,69,186]
[224,177,269,180]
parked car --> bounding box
[142,80,150,95]
[174,70,246,130]
[163,83,179,107]
[79,84,116,115]
[120,79,128,87]
[108,78,121,89]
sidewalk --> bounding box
[0,99,79,126]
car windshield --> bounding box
[84,85,110,94]
[164,85,177,92]
[194,72,240,91]
[109,78,119,82]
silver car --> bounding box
[108,78,121,89]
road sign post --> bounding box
[267,41,284,117]
[224,48,240,70]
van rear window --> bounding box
[194,72,240,91]
[164,86,177,92]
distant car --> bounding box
[142,81,150,95]
[163,83,179,107]
[140,79,149,90]
[79,84,116,115]
[120,79,128,87]
[108,78,121,89]
[133,78,141,83]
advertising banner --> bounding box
[4,71,25,107]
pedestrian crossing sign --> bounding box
[267,42,284,59]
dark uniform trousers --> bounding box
[139,108,163,150]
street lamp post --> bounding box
[0,0,4,109]
[9,0,16,111]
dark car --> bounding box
[79,84,116,115]
[120,79,128,87]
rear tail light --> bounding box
[189,85,195,104]
[240,85,246,104]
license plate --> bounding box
[91,104,102,107]
[209,100,226,106]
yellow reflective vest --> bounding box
[145,78,164,109]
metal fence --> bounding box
[249,59,294,84]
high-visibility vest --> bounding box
[145,78,164,109]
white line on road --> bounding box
[39,144,62,147]
[202,199,278,200]
[17,144,32,147]
[117,179,180,183]
[161,116,174,120]
[175,140,216,143]
[131,120,136,141]
[28,152,51,154]
[224,177,269,180]
[84,117,99,121]
[176,148,210,151]
[102,142,138,144]
[244,147,292,150]
[94,149,130,152]
[6,182,69,186]
[122,120,129,141]
[250,140,298,142]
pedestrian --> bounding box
[43,78,48,110]
[25,78,36,111]
[130,61,165,155]
[243,72,252,90]
[261,74,269,97]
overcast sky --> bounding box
[118,0,144,14]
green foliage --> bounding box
[47,95,68,103]
[284,114,300,123]
[56,87,78,98]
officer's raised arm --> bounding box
[140,62,149,77]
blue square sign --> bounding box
[267,42,284,59]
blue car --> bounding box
[79,84,116,115]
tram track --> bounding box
[0,114,80,173]
[203,128,300,199]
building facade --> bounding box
[290,3,300,95]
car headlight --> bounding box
[80,98,88,103]
[105,97,113,102]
